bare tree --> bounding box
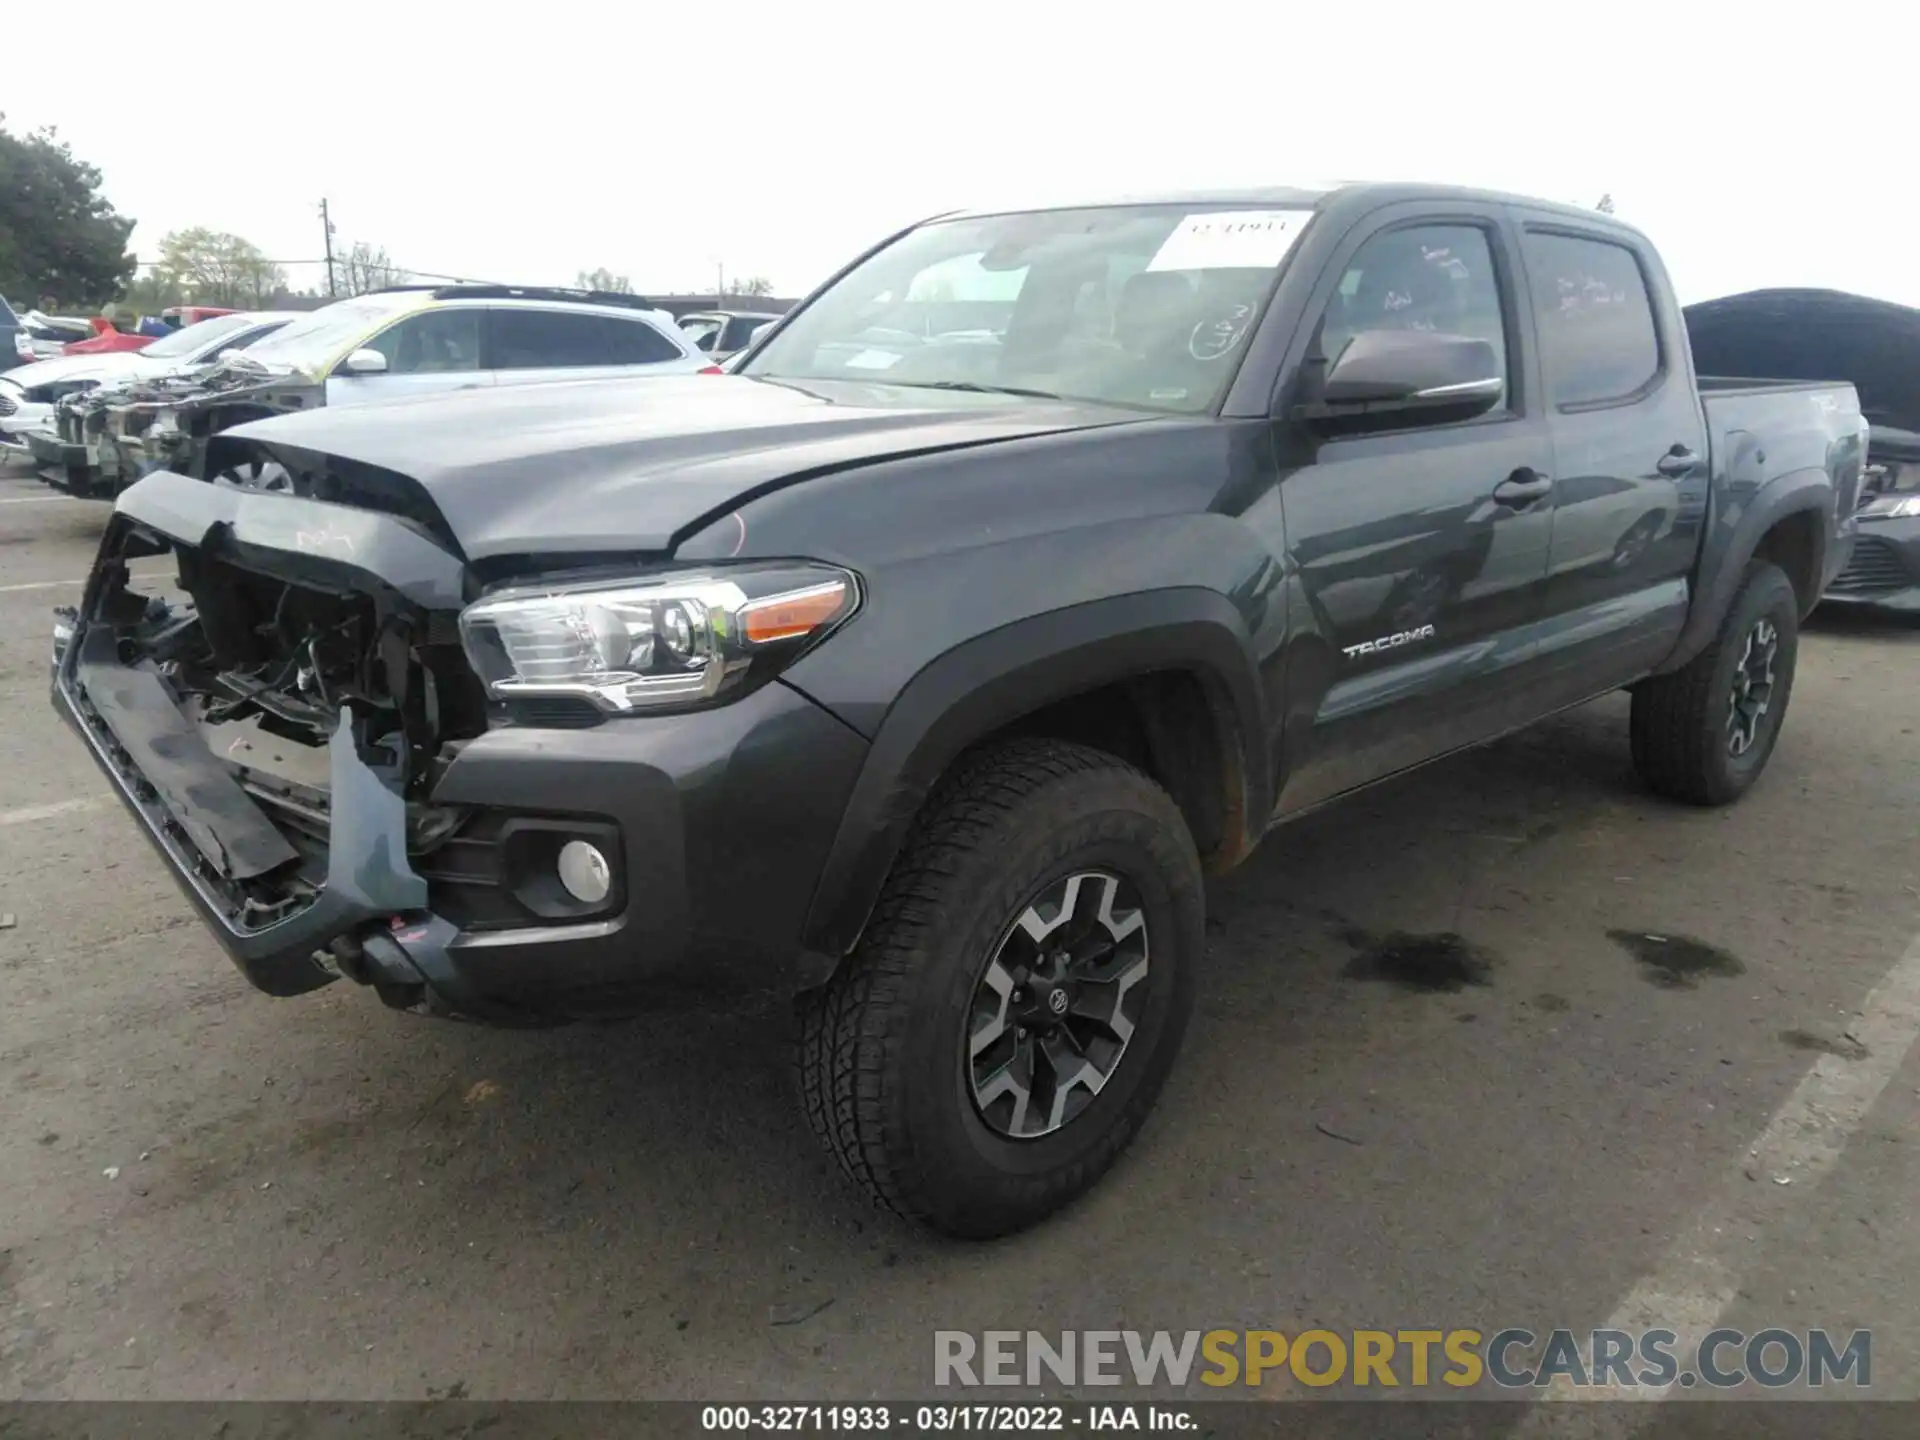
[333,241,409,297]
[1595,193,1616,214]
[726,274,775,298]
[575,267,633,293]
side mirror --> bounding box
[337,347,389,376]
[1309,330,1503,419]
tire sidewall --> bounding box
[1707,566,1799,792]
[891,781,1203,1227]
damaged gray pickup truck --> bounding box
[52,183,1869,1236]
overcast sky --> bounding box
[7,0,1913,306]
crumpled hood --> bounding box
[228,374,1148,559]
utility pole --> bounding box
[716,259,725,306]
[319,199,338,297]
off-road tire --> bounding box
[796,738,1204,1238]
[1631,561,1800,805]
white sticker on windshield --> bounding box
[1145,210,1311,273]
[844,348,903,370]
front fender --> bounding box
[1657,462,1835,674]
[793,589,1268,977]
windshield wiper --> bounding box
[887,380,1063,400]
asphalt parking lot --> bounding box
[2,463,1918,1415]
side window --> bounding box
[1523,232,1660,407]
[490,309,615,369]
[361,309,482,374]
[679,317,723,352]
[1317,224,1510,404]
[596,316,688,365]
[719,316,764,351]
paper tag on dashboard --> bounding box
[1146,210,1310,273]
[844,349,902,370]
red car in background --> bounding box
[61,305,238,356]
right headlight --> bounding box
[458,563,859,715]
[1860,493,1920,520]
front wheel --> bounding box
[797,738,1204,1238]
[1630,561,1800,805]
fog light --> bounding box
[556,840,611,905]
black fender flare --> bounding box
[795,588,1270,981]
[1657,468,1834,674]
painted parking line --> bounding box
[0,568,173,594]
[0,495,78,505]
[1515,921,1920,1427]
[0,797,103,827]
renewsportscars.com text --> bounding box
[934,1328,1871,1390]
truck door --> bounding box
[1270,209,1557,815]
[1521,225,1709,694]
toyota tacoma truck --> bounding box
[54,184,1866,1238]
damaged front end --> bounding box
[100,360,325,488]
[25,387,121,495]
[52,470,535,1018]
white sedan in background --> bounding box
[0,311,295,456]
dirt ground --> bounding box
[3,467,1918,1415]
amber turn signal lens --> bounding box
[740,581,851,645]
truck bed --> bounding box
[1695,375,1853,398]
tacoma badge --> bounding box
[1342,623,1436,659]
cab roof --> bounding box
[946,181,1643,236]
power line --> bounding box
[128,257,502,285]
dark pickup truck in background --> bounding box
[55,183,1866,1237]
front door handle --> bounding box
[1656,445,1701,477]
[1493,468,1552,507]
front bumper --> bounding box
[54,473,870,1021]
[23,426,110,497]
[1822,515,1920,613]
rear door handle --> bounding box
[1493,469,1552,506]
[1656,446,1701,477]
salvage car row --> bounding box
[0,286,733,496]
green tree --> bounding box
[727,274,775,297]
[123,269,187,314]
[0,116,136,307]
[151,228,287,307]
[576,266,632,293]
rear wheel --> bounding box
[1631,561,1800,805]
[797,739,1204,1238]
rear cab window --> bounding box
[1522,231,1661,407]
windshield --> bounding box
[743,204,1314,413]
[142,312,259,360]
[232,294,419,371]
